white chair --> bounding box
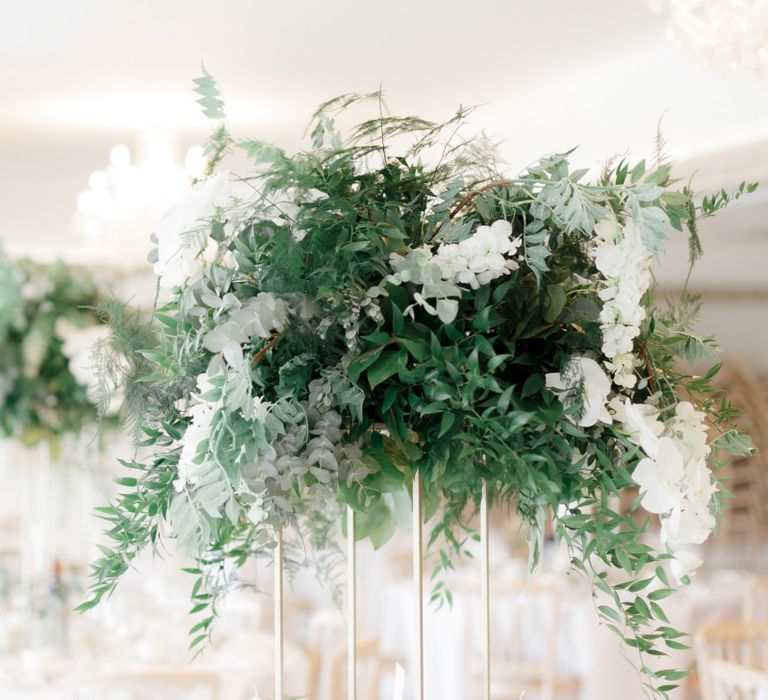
[713,362,768,544]
[306,607,347,699]
[745,578,768,625]
[327,637,385,700]
[75,668,220,700]
[467,581,580,700]
[696,622,768,700]
[709,658,768,699]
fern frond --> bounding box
[193,65,226,120]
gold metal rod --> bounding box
[347,506,357,700]
[274,527,284,700]
[413,472,424,700]
[481,481,491,700]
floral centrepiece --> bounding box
[83,73,756,696]
[0,254,111,445]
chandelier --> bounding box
[75,133,206,266]
[651,0,768,74]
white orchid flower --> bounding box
[631,437,685,514]
[609,397,664,458]
[662,503,715,547]
[683,458,718,513]
[669,548,703,584]
[668,401,711,462]
[545,356,612,427]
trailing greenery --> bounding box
[82,72,756,696]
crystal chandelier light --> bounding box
[651,0,768,74]
[75,133,206,265]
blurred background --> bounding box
[1,1,767,698]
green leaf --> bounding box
[436,298,459,324]
[193,66,226,120]
[237,138,286,165]
[400,337,428,362]
[715,430,756,456]
[439,412,455,438]
[521,374,544,398]
[648,588,676,601]
[644,164,672,186]
[629,192,668,254]
[543,284,566,323]
[672,333,719,364]
[598,605,622,623]
[367,350,403,390]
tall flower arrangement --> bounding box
[0,253,111,445]
[82,73,756,696]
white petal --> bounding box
[670,548,703,583]
[545,372,565,391]
[655,438,685,481]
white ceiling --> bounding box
[1,0,767,367]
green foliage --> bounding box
[193,66,226,120]
[0,253,111,445]
[81,74,757,698]
[90,299,155,435]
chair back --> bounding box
[75,668,220,700]
[327,637,382,700]
[709,658,768,699]
[714,362,768,543]
[463,579,578,700]
[745,578,768,625]
[696,622,768,700]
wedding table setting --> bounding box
[296,536,757,700]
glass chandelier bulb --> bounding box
[652,0,768,75]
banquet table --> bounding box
[0,632,310,700]
[0,547,754,700]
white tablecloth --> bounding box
[0,632,309,699]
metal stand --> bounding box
[480,482,490,700]
[347,506,357,700]
[274,527,283,700]
[413,472,424,700]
